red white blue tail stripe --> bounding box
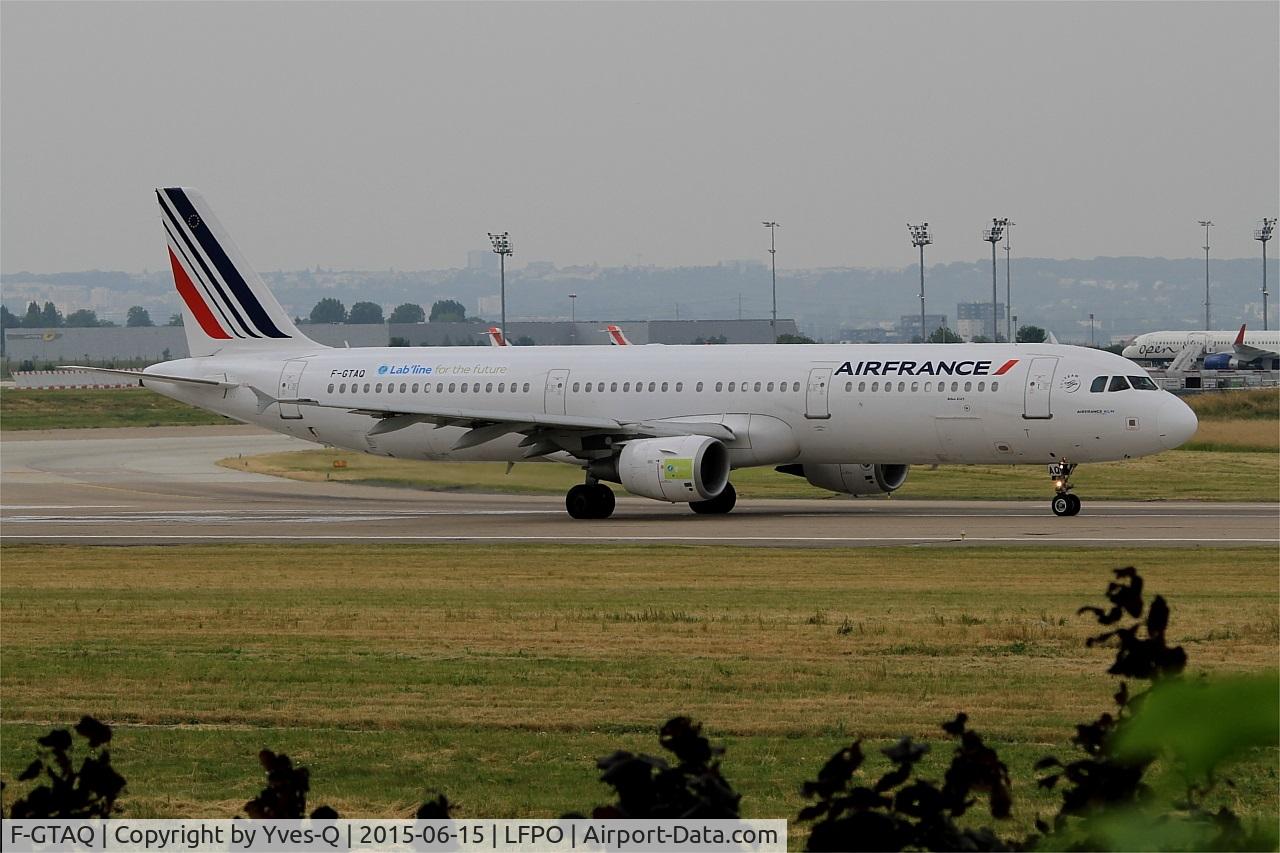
[158,187,295,342]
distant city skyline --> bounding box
[2,2,1276,273]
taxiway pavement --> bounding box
[2,426,1276,547]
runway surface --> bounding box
[2,426,1276,547]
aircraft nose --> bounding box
[1157,395,1198,450]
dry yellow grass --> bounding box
[2,544,1276,824]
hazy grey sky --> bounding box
[2,1,1277,273]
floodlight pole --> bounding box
[1089,312,1096,348]
[908,223,933,342]
[488,232,513,333]
[1256,218,1276,330]
[1004,220,1015,343]
[983,219,1007,341]
[1199,220,1213,329]
[763,222,780,342]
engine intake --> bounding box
[591,435,729,502]
[776,463,909,495]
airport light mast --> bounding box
[763,222,780,342]
[1004,219,1015,343]
[488,231,513,334]
[1256,218,1276,330]
[1199,220,1213,329]
[983,218,1008,340]
[908,222,933,342]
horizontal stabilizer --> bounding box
[58,366,233,388]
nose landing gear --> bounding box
[1049,462,1081,516]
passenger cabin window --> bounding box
[792,382,800,392]
[1090,376,1107,392]
[523,383,530,392]
[649,382,656,392]
[871,382,879,391]
[1128,375,1158,390]
[859,381,866,391]
[676,382,684,392]
[328,383,335,393]
[1108,376,1130,392]
[991,381,999,391]
[661,382,669,392]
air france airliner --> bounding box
[69,189,1199,519]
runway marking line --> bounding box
[4,535,1275,544]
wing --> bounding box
[264,391,735,457]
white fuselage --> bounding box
[146,342,1196,469]
[1122,330,1280,361]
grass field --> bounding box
[2,544,1275,834]
[0,388,232,430]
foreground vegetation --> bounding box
[2,544,1275,836]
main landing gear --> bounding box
[566,480,616,519]
[1049,462,1081,517]
[691,482,737,515]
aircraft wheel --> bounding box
[691,482,737,515]
[1065,494,1081,516]
[1051,494,1071,517]
[566,484,595,519]
[592,484,616,519]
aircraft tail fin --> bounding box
[605,324,632,346]
[1234,323,1247,346]
[484,327,510,347]
[157,187,321,357]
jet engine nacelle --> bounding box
[777,463,909,495]
[592,435,730,502]
[1203,353,1245,370]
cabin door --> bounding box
[278,359,306,419]
[805,367,832,419]
[1022,357,1058,420]
[544,369,570,415]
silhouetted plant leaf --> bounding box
[74,716,112,749]
[415,794,452,819]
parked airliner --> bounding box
[1123,325,1280,370]
[69,189,1198,519]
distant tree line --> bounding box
[0,302,162,329]
[304,299,474,325]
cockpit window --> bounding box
[1108,375,1130,392]
[1128,375,1158,390]
[1090,376,1107,393]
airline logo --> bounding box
[835,359,1018,377]
[158,188,290,341]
